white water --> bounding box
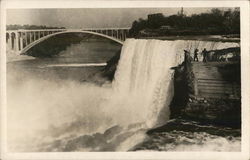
[111,39,185,128]
[44,63,107,68]
[7,39,240,152]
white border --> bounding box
[1,1,249,160]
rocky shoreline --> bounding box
[131,118,241,151]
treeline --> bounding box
[7,24,66,30]
[129,8,240,37]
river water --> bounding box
[7,34,241,152]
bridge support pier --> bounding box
[29,32,32,44]
[33,32,36,41]
[6,33,11,51]
[24,32,28,47]
[8,39,12,50]
[20,33,24,51]
[14,32,19,52]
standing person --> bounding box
[202,48,208,62]
[184,50,191,62]
[194,48,199,62]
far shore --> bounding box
[135,35,240,43]
[7,53,36,63]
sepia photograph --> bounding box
[1,0,250,159]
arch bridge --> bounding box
[6,28,130,55]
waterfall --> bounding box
[111,39,239,128]
[111,39,185,128]
[7,38,240,152]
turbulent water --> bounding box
[7,38,240,152]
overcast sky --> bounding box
[7,8,231,28]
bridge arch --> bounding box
[20,30,124,55]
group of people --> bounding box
[191,48,209,62]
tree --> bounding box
[129,8,240,37]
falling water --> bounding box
[111,39,185,128]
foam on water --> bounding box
[135,131,241,152]
[43,63,107,68]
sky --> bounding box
[6,8,230,29]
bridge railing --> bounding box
[84,29,129,41]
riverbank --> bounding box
[7,51,36,63]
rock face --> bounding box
[184,97,241,127]
[101,50,121,80]
[87,50,121,85]
[169,62,188,118]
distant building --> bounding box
[147,13,165,29]
[160,25,173,30]
[148,13,164,21]
[177,7,185,17]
